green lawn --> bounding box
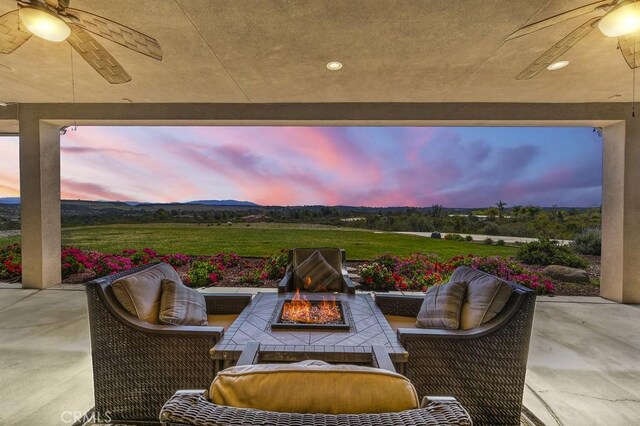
[0,235,20,246]
[0,223,520,260]
[0,223,518,260]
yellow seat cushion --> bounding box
[207,314,238,329]
[385,315,418,332]
[210,361,419,414]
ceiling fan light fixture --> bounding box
[598,2,640,37]
[547,60,570,71]
[326,61,343,71]
[19,7,70,42]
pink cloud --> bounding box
[61,180,133,201]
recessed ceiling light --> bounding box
[547,60,569,71]
[326,61,342,71]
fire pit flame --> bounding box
[281,289,341,324]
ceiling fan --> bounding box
[507,0,640,79]
[0,0,162,84]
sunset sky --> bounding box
[0,126,602,207]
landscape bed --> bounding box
[0,241,599,296]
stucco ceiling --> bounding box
[0,0,636,104]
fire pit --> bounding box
[271,290,351,330]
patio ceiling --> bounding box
[0,0,634,105]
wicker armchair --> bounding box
[278,247,355,294]
[85,263,252,424]
[159,342,473,425]
[375,271,536,426]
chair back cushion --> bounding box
[112,263,180,324]
[451,266,512,330]
[416,280,467,329]
[210,360,419,414]
[159,279,208,326]
[293,249,342,292]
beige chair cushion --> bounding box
[293,250,341,292]
[451,266,513,330]
[210,361,419,414]
[385,315,418,332]
[207,314,238,330]
[416,280,467,329]
[159,279,208,326]
[112,263,180,324]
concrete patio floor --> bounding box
[0,286,638,425]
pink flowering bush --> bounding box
[186,260,226,287]
[360,262,395,291]
[359,253,555,295]
[160,253,190,268]
[261,250,288,280]
[0,244,21,281]
[92,254,133,276]
[61,247,89,277]
[239,249,289,284]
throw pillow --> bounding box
[294,250,341,292]
[416,280,467,329]
[159,279,208,326]
[451,266,512,330]
[112,262,180,324]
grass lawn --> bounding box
[0,223,523,260]
[0,235,20,246]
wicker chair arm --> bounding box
[342,272,356,294]
[159,392,472,426]
[397,285,532,342]
[277,268,294,293]
[375,293,424,317]
[203,293,252,315]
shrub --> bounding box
[570,228,601,256]
[212,252,241,268]
[240,267,263,284]
[187,260,225,287]
[484,238,494,245]
[360,252,556,295]
[444,233,464,241]
[262,250,288,279]
[465,235,473,241]
[160,253,190,268]
[92,254,133,276]
[61,247,88,278]
[359,262,395,291]
[516,239,588,268]
[129,248,158,265]
[496,239,506,246]
[372,253,398,271]
[0,243,21,280]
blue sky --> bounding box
[0,126,602,207]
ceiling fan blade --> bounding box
[617,32,640,68]
[506,0,612,41]
[66,8,162,60]
[516,17,599,80]
[66,24,131,84]
[0,10,31,54]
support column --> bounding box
[601,120,640,303]
[19,119,61,289]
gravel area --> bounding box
[0,230,20,238]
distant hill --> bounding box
[187,199,259,207]
[0,197,20,205]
